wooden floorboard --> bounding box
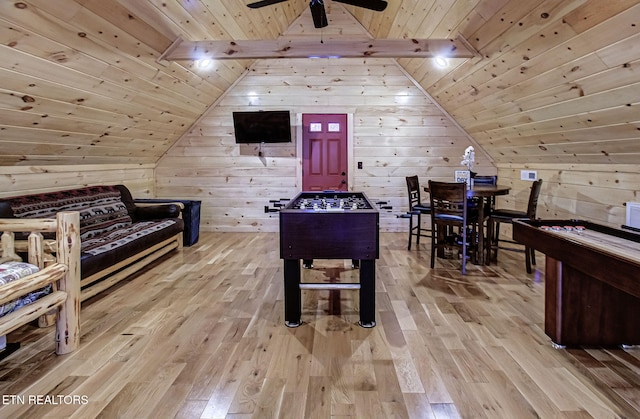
[1,232,639,418]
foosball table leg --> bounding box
[358,259,376,328]
[284,259,302,327]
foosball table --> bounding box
[279,191,379,327]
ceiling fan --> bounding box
[247,0,388,29]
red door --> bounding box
[302,114,348,191]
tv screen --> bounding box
[233,110,292,143]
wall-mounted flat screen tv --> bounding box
[232,110,292,143]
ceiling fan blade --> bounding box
[333,0,387,12]
[310,0,328,28]
[247,0,288,9]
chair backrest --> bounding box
[406,176,422,210]
[526,179,543,219]
[473,175,497,185]
[428,181,468,224]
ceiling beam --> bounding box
[161,37,476,61]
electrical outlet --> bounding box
[521,170,537,181]
[357,162,363,169]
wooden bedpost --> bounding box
[0,231,20,263]
[29,231,57,328]
[55,211,81,355]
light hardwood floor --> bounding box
[1,232,639,418]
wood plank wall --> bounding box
[0,164,156,199]
[155,55,494,232]
[154,5,493,233]
[496,163,640,233]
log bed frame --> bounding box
[0,211,81,355]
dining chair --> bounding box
[405,176,431,250]
[428,180,479,275]
[489,179,543,273]
[467,175,497,262]
[471,175,498,210]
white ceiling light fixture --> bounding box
[195,58,214,70]
[434,56,449,68]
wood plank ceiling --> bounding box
[1,0,639,166]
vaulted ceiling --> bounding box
[1,0,639,166]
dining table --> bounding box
[425,183,511,265]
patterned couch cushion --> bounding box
[82,220,179,256]
[0,262,51,318]
[4,186,132,241]
[80,218,183,278]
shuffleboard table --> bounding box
[513,219,640,347]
